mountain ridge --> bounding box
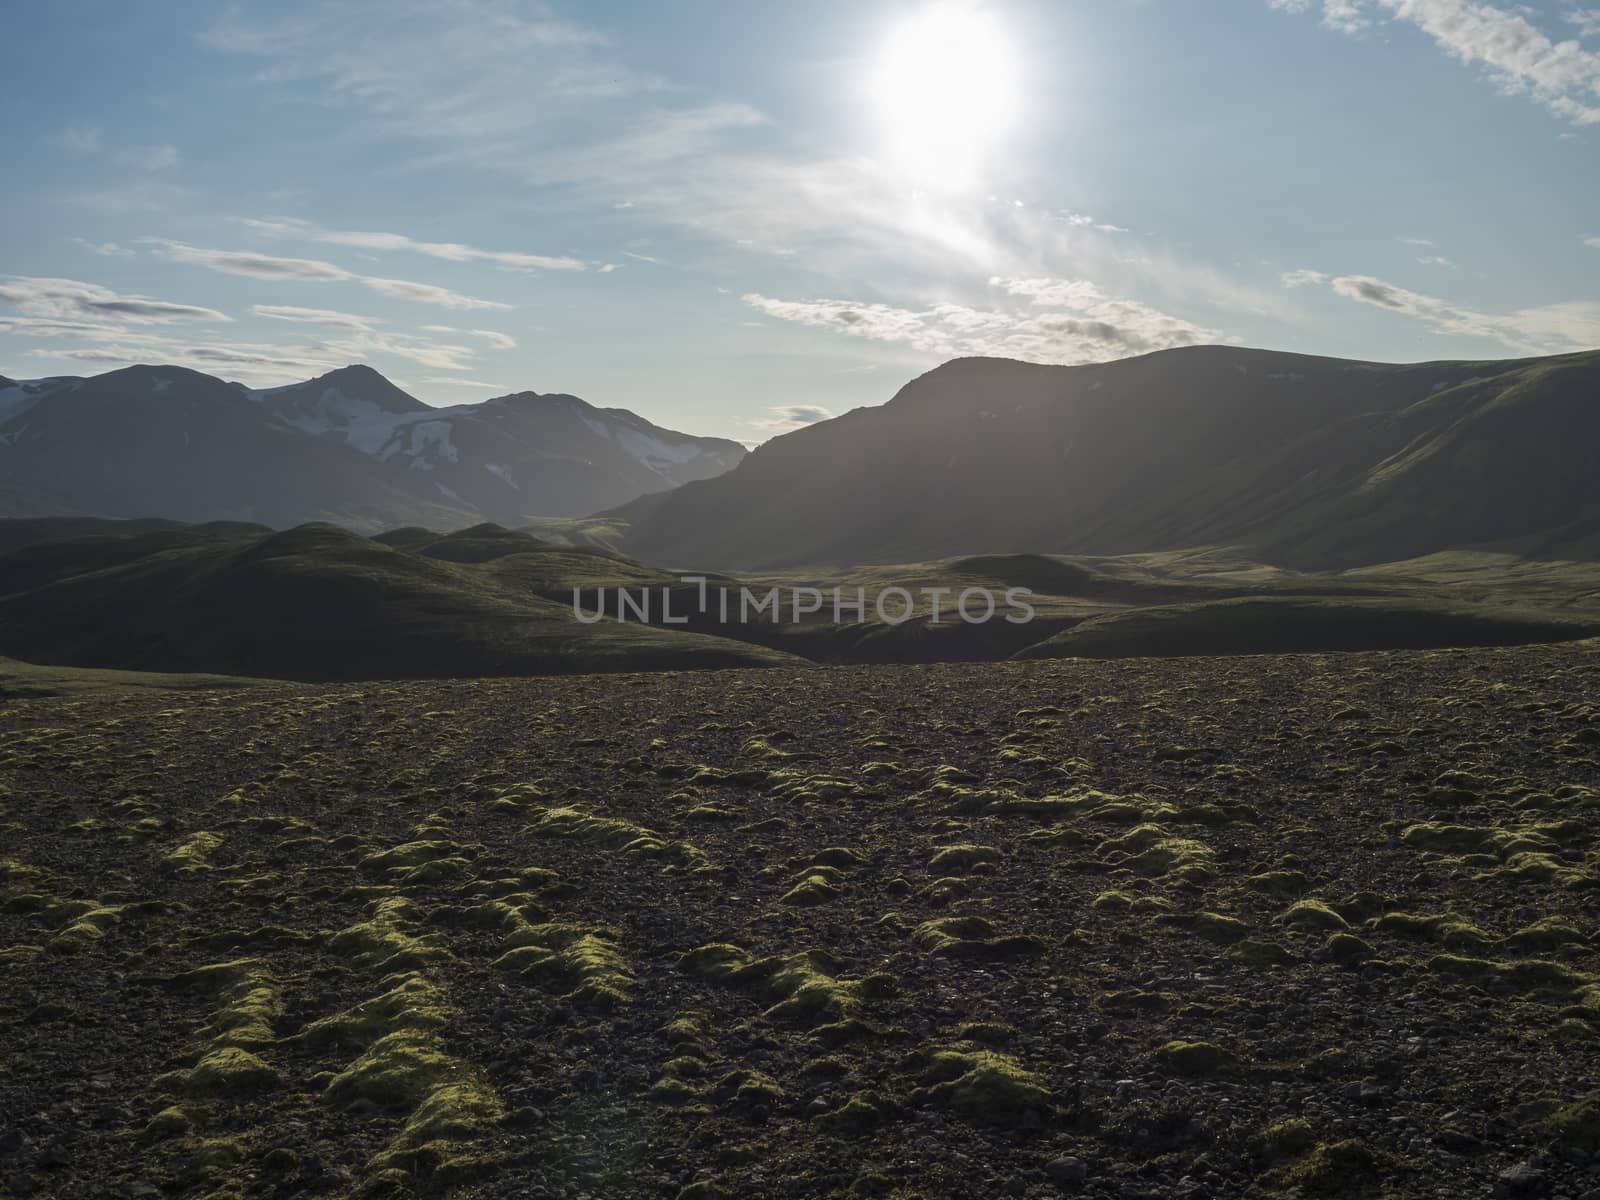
[0,362,746,530]
[613,344,1600,570]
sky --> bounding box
[1,0,1597,441]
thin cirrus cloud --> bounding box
[1284,268,1600,352]
[420,324,517,349]
[240,217,585,272]
[743,278,1224,366]
[0,276,231,324]
[250,304,376,331]
[141,239,510,311]
[1269,0,1600,124]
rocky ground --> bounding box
[2,644,1599,1199]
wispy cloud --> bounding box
[1288,268,1600,352]
[240,217,585,272]
[143,239,511,310]
[69,238,134,257]
[744,278,1223,365]
[749,404,835,434]
[250,304,376,331]
[0,276,231,324]
[1586,235,1600,248]
[418,377,505,389]
[1272,0,1600,124]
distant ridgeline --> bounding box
[608,346,1600,572]
[0,517,1595,682]
[0,363,745,530]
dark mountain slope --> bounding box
[0,364,746,530]
[616,346,1599,570]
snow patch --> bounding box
[485,462,518,489]
[434,482,475,509]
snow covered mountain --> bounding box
[0,363,745,530]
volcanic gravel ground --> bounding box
[2,645,1600,1199]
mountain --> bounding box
[0,521,798,680]
[614,346,1600,570]
[0,363,745,531]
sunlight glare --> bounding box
[871,2,1019,191]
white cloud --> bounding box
[419,377,505,389]
[143,239,511,310]
[0,276,231,325]
[468,328,516,350]
[1585,235,1600,248]
[239,216,585,272]
[743,279,1223,365]
[1274,0,1600,124]
[1281,268,1331,287]
[1572,8,1600,39]
[1293,270,1600,352]
[749,404,835,434]
[250,304,376,331]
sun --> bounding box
[870,1,1019,191]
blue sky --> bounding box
[2,0,1596,440]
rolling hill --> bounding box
[0,521,797,679]
[0,363,745,531]
[614,346,1600,570]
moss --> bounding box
[328,896,450,973]
[1252,1117,1317,1162]
[1321,933,1375,963]
[780,871,843,907]
[399,856,475,886]
[1549,1099,1600,1152]
[140,1105,193,1141]
[1154,1040,1240,1077]
[1230,939,1296,967]
[165,831,224,871]
[1475,851,1596,889]
[928,844,1001,872]
[298,973,449,1048]
[535,806,711,873]
[914,1048,1049,1125]
[1244,870,1310,897]
[180,1046,283,1094]
[1368,911,1493,950]
[1098,825,1215,880]
[1178,911,1250,945]
[681,943,753,981]
[1262,1139,1392,1196]
[360,839,463,873]
[911,915,1045,960]
[810,846,866,868]
[1426,954,1593,998]
[494,922,632,1007]
[43,902,123,954]
[1501,917,1588,953]
[650,1077,703,1106]
[1281,900,1349,932]
[196,1138,246,1171]
[814,1092,886,1135]
[719,1069,785,1112]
